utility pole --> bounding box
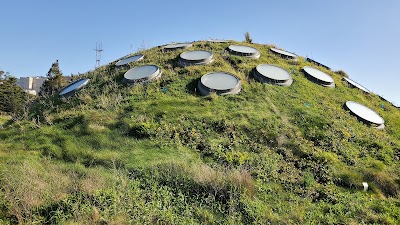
[95,42,104,68]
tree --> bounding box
[0,70,26,113]
[244,32,252,43]
[40,60,68,96]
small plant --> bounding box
[335,70,349,77]
[244,32,252,43]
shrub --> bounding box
[244,32,253,43]
[0,72,26,114]
[335,70,349,77]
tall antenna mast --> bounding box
[95,42,104,68]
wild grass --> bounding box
[0,40,399,224]
[0,115,11,125]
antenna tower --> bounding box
[95,42,104,68]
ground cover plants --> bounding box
[0,40,399,224]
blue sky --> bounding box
[1,0,399,105]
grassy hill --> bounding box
[0,40,399,224]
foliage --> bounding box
[335,69,349,77]
[40,60,68,96]
[0,41,399,224]
[0,70,26,114]
[244,32,252,43]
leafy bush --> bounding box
[0,71,26,114]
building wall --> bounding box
[31,77,46,92]
[17,77,33,90]
[17,77,47,95]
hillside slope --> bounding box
[1,40,399,224]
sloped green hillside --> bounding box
[1,40,399,224]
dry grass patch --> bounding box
[0,159,72,223]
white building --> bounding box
[17,77,47,95]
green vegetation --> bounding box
[244,32,252,43]
[0,71,26,114]
[40,60,68,97]
[0,41,399,224]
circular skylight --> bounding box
[270,48,297,59]
[227,45,260,59]
[115,54,144,66]
[254,64,293,86]
[59,79,90,97]
[163,43,192,51]
[345,101,384,126]
[207,39,229,43]
[179,50,214,66]
[303,66,335,88]
[197,72,241,95]
[343,77,370,93]
[124,65,162,84]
